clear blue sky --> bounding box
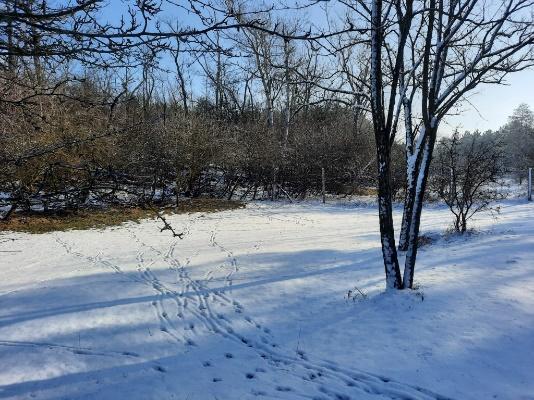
[441,70,534,134]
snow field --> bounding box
[1,200,533,399]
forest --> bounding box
[1,1,531,211]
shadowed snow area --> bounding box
[1,200,533,399]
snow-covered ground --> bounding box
[1,199,533,400]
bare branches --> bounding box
[431,130,506,233]
[156,211,184,238]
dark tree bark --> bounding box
[375,131,403,289]
[369,0,404,289]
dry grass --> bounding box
[351,187,379,196]
[417,233,436,247]
[0,199,244,234]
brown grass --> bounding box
[351,187,379,196]
[0,199,244,234]
[417,234,436,247]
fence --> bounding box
[529,167,532,202]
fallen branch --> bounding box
[156,211,184,239]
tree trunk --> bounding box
[6,1,16,73]
[369,0,402,290]
[376,135,403,290]
[403,131,436,289]
[398,160,416,251]
[399,125,422,251]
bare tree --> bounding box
[431,131,505,233]
[333,0,534,289]
[398,0,534,288]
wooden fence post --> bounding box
[528,167,532,202]
[321,167,326,204]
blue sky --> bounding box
[441,70,534,134]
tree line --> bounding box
[0,1,399,217]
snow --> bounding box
[1,199,534,399]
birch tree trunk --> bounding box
[403,129,437,288]
[398,165,415,251]
[399,144,421,251]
